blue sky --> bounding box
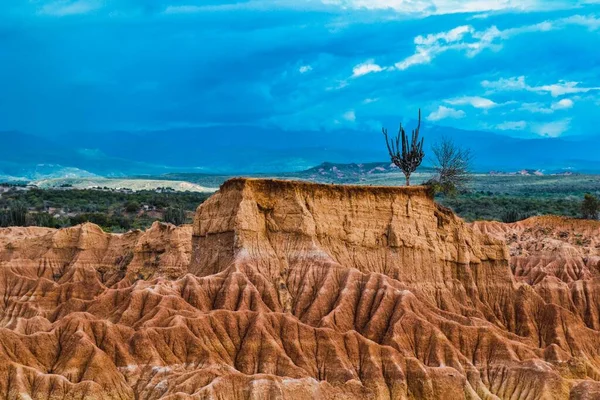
[1,0,599,139]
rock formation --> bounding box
[0,178,599,399]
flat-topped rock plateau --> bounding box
[1,178,600,399]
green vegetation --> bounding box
[163,206,187,225]
[426,137,472,197]
[435,174,600,222]
[0,200,27,227]
[438,193,583,222]
[581,193,600,220]
[500,209,525,223]
[1,172,600,229]
[0,186,210,231]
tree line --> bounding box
[0,189,210,231]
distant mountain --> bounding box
[54,126,382,173]
[424,125,600,173]
[1,125,599,180]
[0,131,194,180]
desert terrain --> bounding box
[0,178,599,399]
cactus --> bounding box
[382,109,424,186]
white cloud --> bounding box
[160,2,599,18]
[552,98,574,110]
[482,76,527,92]
[469,12,490,20]
[164,5,203,14]
[536,81,599,97]
[38,0,103,16]
[415,25,473,46]
[466,26,504,56]
[426,106,465,121]
[319,0,571,15]
[394,49,433,70]
[325,80,348,91]
[362,98,379,104]
[519,98,574,114]
[395,24,491,70]
[519,102,554,114]
[482,76,600,97]
[352,60,384,77]
[446,96,497,109]
[496,121,527,130]
[560,15,600,31]
[501,21,554,37]
[299,65,313,74]
[390,23,511,71]
[388,14,600,73]
[343,110,356,122]
[532,118,571,137]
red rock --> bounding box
[0,179,598,398]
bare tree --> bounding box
[428,136,472,196]
[382,109,424,186]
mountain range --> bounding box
[1,125,599,181]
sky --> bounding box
[1,0,599,139]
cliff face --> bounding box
[192,178,512,330]
[473,216,600,330]
[0,179,599,399]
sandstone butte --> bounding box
[0,178,599,399]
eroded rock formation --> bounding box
[0,178,599,399]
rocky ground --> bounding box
[0,178,599,399]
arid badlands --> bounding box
[1,178,600,399]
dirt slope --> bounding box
[0,178,599,399]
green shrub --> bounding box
[124,201,140,213]
[163,207,186,225]
[582,193,599,220]
[0,201,28,227]
[28,212,60,228]
[501,209,524,223]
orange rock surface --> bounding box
[0,178,599,399]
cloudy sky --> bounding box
[1,0,599,139]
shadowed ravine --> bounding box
[0,178,599,399]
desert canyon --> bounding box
[0,178,600,399]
